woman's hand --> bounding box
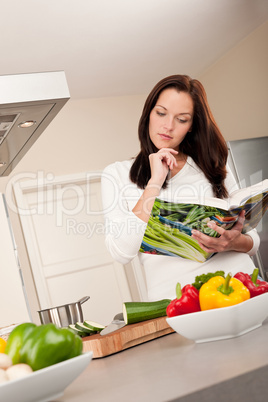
[191,210,253,254]
[132,148,178,223]
[149,148,178,186]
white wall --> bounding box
[199,20,268,141]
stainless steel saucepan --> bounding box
[38,296,90,327]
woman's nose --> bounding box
[163,116,174,131]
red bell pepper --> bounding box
[234,268,268,298]
[166,283,201,317]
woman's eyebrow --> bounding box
[155,104,167,109]
[155,105,192,117]
[155,105,192,116]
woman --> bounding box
[101,75,260,300]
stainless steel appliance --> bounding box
[0,71,70,176]
[227,136,268,279]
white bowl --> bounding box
[0,352,93,402]
[166,292,268,343]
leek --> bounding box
[142,216,210,262]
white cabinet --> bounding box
[13,172,134,325]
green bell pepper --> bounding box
[5,322,82,371]
[5,322,36,364]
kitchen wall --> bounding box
[0,19,267,323]
[199,20,268,141]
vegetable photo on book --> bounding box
[139,179,268,263]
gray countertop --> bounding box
[58,318,268,402]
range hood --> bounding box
[0,71,70,176]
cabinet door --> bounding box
[13,172,132,324]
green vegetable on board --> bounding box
[123,299,171,324]
[83,321,105,332]
[74,322,96,335]
[68,324,89,337]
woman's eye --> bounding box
[156,111,165,117]
[178,119,187,123]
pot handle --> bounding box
[78,296,90,304]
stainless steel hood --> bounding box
[0,71,70,176]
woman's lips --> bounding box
[158,133,172,140]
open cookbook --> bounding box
[139,179,268,263]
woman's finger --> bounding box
[206,220,226,236]
[233,210,245,231]
[159,148,179,155]
[157,149,178,167]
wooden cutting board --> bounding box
[82,316,174,358]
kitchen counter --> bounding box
[58,318,268,402]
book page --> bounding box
[168,196,229,211]
[229,179,268,207]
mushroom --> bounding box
[0,353,12,370]
[0,368,9,383]
[6,363,33,381]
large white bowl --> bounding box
[166,292,268,343]
[0,352,93,402]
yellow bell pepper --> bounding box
[199,273,250,311]
[0,337,7,353]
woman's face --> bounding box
[149,88,194,152]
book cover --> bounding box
[139,180,268,263]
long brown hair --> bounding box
[129,74,228,198]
